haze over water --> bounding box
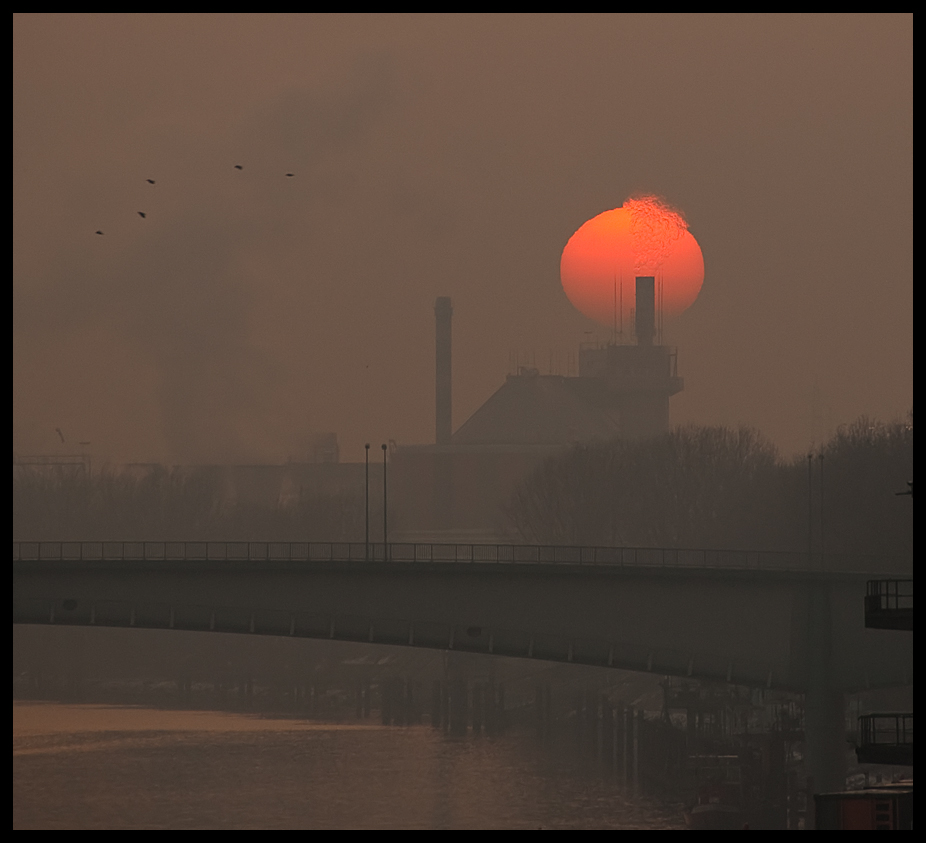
[13,702,682,829]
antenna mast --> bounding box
[619,272,624,342]
[613,277,618,344]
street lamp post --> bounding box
[807,452,826,570]
[382,444,388,560]
[365,443,370,562]
[818,453,824,566]
[807,453,813,569]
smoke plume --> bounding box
[625,195,689,274]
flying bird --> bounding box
[137,212,146,218]
[234,165,243,170]
[146,179,156,184]
[95,230,104,235]
[286,173,295,177]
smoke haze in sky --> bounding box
[14,14,912,464]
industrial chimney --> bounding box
[635,276,655,346]
[435,297,453,445]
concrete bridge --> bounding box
[13,540,912,792]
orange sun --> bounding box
[560,197,704,327]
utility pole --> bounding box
[807,453,813,569]
[365,443,370,562]
[382,444,389,560]
[818,453,824,568]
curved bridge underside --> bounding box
[13,557,911,693]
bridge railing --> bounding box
[11,541,907,573]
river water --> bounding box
[13,701,683,829]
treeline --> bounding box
[505,416,912,557]
[14,415,912,555]
[13,464,367,542]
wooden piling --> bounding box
[450,680,468,735]
[623,705,632,782]
[381,679,392,725]
[441,680,450,732]
[431,680,442,728]
[472,682,484,733]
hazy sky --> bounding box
[14,14,912,465]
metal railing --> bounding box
[858,713,913,750]
[866,579,914,611]
[11,541,908,573]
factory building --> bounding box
[391,280,684,540]
[60,284,684,542]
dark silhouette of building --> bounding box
[392,282,685,539]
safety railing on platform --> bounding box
[864,579,913,630]
[11,541,907,572]
[858,713,913,747]
[856,713,914,765]
[865,579,914,610]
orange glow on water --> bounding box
[560,197,704,327]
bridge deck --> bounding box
[14,541,912,694]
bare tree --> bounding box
[13,463,365,542]
[506,425,781,549]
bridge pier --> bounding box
[803,584,848,797]
[804,684,846,795]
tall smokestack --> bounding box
[635,277,655,346]
[435,296,453,445]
